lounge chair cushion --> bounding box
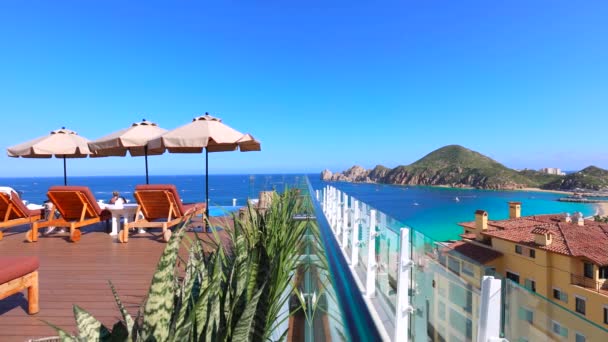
[47,186,111,220]
[0,191,44,220]
[0,257,39,285]
[135,184,206,218]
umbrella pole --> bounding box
[145,145,149,185]
[63,156,67,186]
[205,148,209,222]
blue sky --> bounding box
[1,1,607,177]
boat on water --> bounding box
[455,196,460,202]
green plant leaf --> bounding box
[73,305,111,341]
[232,283,265,342]
[108,281,134,334]
[42,320,77,341]
[109,321,129,342]
[141,220,187,341]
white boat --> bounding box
[455,196,460,202]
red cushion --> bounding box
[0,192,43,220]
[134,184,187,215]
[0,257,39,285]
[48,186,106,218]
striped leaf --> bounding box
[232,283,265,342]
[140,221,187,341]
[73,305,111,341]
[42,320,76,341]
[108,281,134,334]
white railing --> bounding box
[320,185,503,342]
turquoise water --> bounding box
[309,179,596,241]
[0,174,596,236]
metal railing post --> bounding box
[341,193,349,249]
[335,190,342,236]
[351,199,360,267]
[477,276,502,342]
[394,227,412,342]
[366,209,377,298]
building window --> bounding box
[524,279,536,292]
[599,266,608,279]
[507,271,520,284]
[584,262,594,279]
[553,288,568,303]
[575,332,586,342]
[515,245,522,254]
[529,249,535,258]
[462,262,474,277]
[518,307,534,323]
[575,297,586,315]
[447,257,460,275]
[551,321,568,337]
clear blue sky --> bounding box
[1,1,607,177]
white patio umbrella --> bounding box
[7,127,91,185]
[147,113,261,218]
[88,119,167,184]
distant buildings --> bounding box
[450,203,608,341]
[540,167,566,176]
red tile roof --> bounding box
[459,214,608,266]
[442,241,503,264]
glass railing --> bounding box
[309,179,608,342]
[502,278,608,342]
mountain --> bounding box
[379,145,536,189]
[321,145,608,190]
[542,166,608,191]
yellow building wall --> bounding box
[490,237,608,336]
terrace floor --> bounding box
[0,217,232,342]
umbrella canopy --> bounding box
[148,113,261,218]
[88,119,167,184]
[7,127,92,185]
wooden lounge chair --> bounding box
[0,190,44,240]
[27,186,111,243]
[120,184,206,243]
[0,256,39,314]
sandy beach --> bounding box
[595,202,608,216]
[520,187,574,195]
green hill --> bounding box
[380,145,535,189]
[322,145,607,191]
[542,166,608,190]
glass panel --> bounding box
[503,279,608,342]
[410,229,484,342]
[356,204,370,280]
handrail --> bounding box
[305,177,383,341]
[571,273,607,294]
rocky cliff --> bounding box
[320,145,589,190]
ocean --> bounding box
[0,174,307,217]
[0,174,595,241]
[308,178,596,241]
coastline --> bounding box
[519,187,574,195]
[596,202,608,216]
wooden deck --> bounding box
[0,217,232,342]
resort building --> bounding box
[456,202,608,341]
[540,167,566,176]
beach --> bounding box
[520,187,574,195]
[596,202,608,216]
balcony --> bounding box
[571,274,608,296]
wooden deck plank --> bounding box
[0,218,231,341]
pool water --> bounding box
[208,206,241,217]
